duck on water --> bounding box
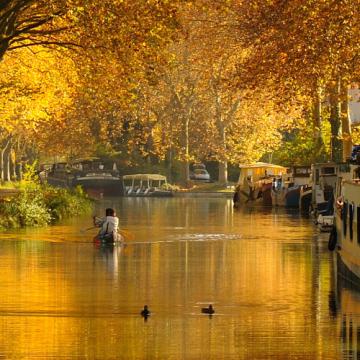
[201,304,215,315]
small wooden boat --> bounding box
[93,232,124,245]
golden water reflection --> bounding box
[0,198,348,359]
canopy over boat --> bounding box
[238,162,287,185]
[122,174,167,182]
[122,174,171,196]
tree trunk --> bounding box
[218,124,228,183]
[17,162,23,181]
[341,80,352,161]
[184,116,190,183]
[312,86,324,148]
[0,138,11,182]
[329,78,342,162]
[166,148,173,183]
[5,146,11,181]
[11,149,17,180]
[0,147,4,182]
[218,161,228,183]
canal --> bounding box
[0,197,355,359]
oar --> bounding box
[119,229,135,241]
[81,226,134,241]
[80,226,97,234]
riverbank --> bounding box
[0,182,92,229]
[174,182,235,198]
[174,191,233,198]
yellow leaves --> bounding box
[0,46,78,152]
[279,52,288,64]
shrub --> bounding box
[43,185,92,222]
[14,181,51,227]
[0,181,92,229]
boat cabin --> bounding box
[71,158,118,176]
[292,166,311,186]
[311,162,338,206]
[236,162,287,206]
[237,162,287,185]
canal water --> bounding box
[0,197,356,359]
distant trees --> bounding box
[2,0,360,183]
[116,1,299,183]
[0,0,183,180]
[231,0,360,162]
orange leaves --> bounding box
[0,46,79,155]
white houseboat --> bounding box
[330,164,360,284]
[299,162,338,214]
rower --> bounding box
[93,208,120,243]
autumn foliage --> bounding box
[1,0,360,182]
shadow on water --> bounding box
[329,263,360,360]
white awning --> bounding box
[122,174,167,181]
[238,162,287,170]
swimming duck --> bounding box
[201,304,215,315]
[141,305,150,317]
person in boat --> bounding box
[93,208,120,243]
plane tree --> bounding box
[167,1,300,181]
[0,0,185,177]
[231,0,360,161]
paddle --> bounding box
[80,226,97,234]
[118,229,135,241]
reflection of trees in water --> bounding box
[87,198,346,357]
[95,243,123,281]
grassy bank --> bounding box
[0,181,92,229]
[183,182,236,192]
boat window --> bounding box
[349,203,354,241]
[338,163,350,173]
[322,167,336,175]
[343,202,348,237]
[56,163,66,170]
[315,169,320,184]
[357,207,360,245]
[336,179,342,198]
[294,167,311,176]
[355,167,360,179]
